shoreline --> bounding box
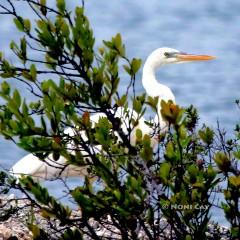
[0,195,231,239]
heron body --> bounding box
[10,47,215,181]
[11,108,157,180]
[10,153,90,181]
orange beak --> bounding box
[176,53,216,61]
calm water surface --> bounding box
[0,0,239,225]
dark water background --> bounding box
[0,0,240,226]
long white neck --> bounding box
[142,52,176,129]
[142,56,175,102]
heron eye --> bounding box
[164,52,171,57]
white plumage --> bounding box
[10,48,215,181]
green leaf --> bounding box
[24,19,31,32]
[1,60,15,78]
[57,0,66,13]
[135,128,142,141]
[159,162,171,183]
[40,0,47,15]
[231,227,240,237]
[30,64,37,81]
[10,40,18,50]
[147,96,159,110]
[221,203,231,220]
[1,81,10,95]
[13,17,24,31]
[113,190,121,201]
[45,53,57,69]
[114,33,122,49]
[61,21,70,37]
[214,152,231,172]
[9,120,19,131]
[228,176,240,187]
[13,89,21,109]
[188,164,198,178]
[22,100,29,117]
[7,100,21,119]
[131,58,142,74]
[123,64,131,75]
[22,71,34,81]
[98,47,105,55]
[0,72,14,78]
[199,126,214,145]
[140,135,153,161]
[128,176,139,191]
[206,166,216,180]
[41,79,55,93]
[40,116,47,132]
[71,187,94,214]
[185,235,192,240]
[40,0,46,5]
[94,117,112,148]
[117,94,127,107]
[160,100,180,124]
[113,33,125,56]
[223,190,231,200]
[103,40,114,49]
[20,37,27,62]
[192,182,205,190]
[146,207,154,224]
[165,141,175,160]
[133,98,142,113]
[233,150,240,159]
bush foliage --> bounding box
[0,1,239,239]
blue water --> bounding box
[0,0,239,226]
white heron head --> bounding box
[145,47,215,69]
